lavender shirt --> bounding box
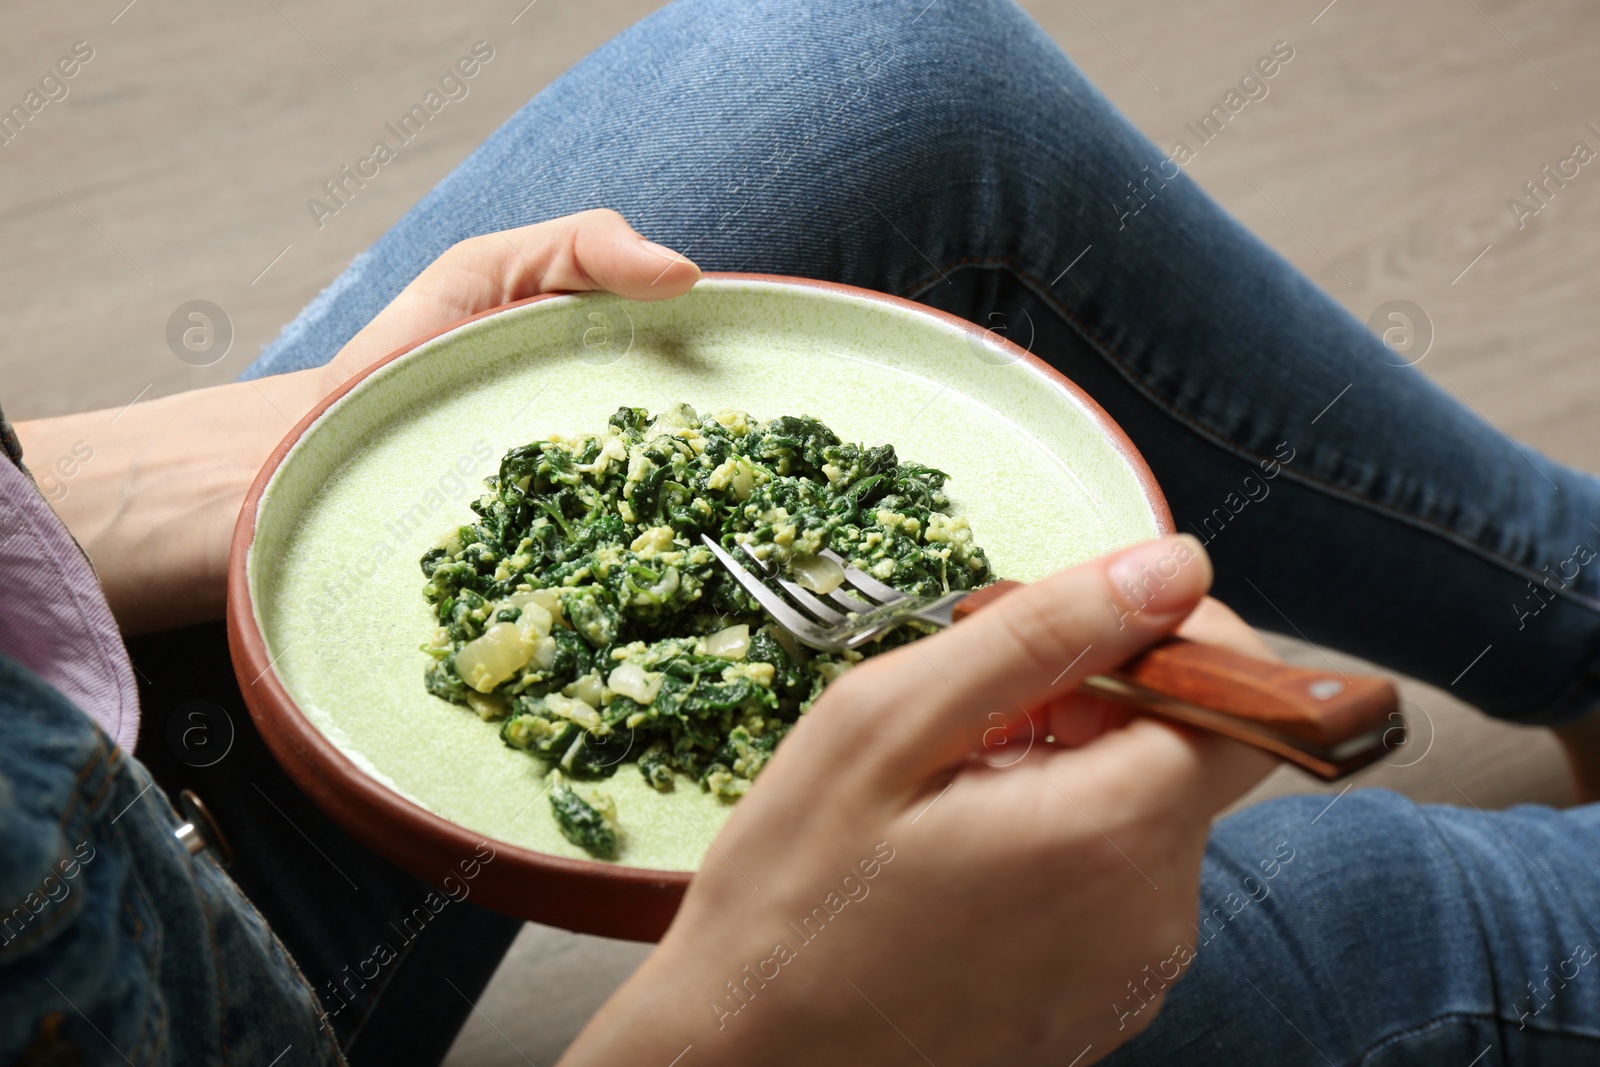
[0,446,140,751]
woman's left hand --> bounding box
[16,209,699,633]
[315,209,701,397]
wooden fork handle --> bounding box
[1098,638,1400,779]
[952,580,1402,780]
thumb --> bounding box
[557,208,702,299]
[864,534,1213,780]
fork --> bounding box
[701,534,1403,781]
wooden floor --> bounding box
[4,0,1598,1062]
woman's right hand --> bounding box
[560,534,1277,1066]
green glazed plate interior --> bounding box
[248,279,1164,872]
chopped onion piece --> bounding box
[791,553,845,594]
[507,588,564,622]
[633,565,680,606]
[529,635,559,670]
[570,672,605,708]
[704,624,751,660]
[731,466,754,500]
[544,693,602,730]
[455,622,530,693]
[608,661,664,705]
[513,601,553,644]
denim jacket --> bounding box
[0,653,344,1065]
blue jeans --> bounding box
[9,0,1598,1063]
[246,2,1600,730]
[239,0,1600,1060]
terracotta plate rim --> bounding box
[225,272,1174,896]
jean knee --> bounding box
[625,0,1093,160]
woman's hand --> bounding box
[560,535,1278,1067]
[16,210,698,633]
[314,209,700,398]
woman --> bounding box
[7,0,1600,1063]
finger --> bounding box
[1048,708,1277,830]
[1176,596,1276,661]
[1043,692,1135,748]
[844,534,1212,779]
[489,209,701,301]
[325,211,701,386]
[1040,596,1279,780]
[1145,596,1281,805]
[979,597,1273,754]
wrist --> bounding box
[15,367,327,633]
[560,929,781,1067]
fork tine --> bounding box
[734,540,860,619]
[820,548,906,604]
[776,578,849,623]
[739,539,895,606]
[826,589,876,614]
[736,538,881,613]
[700,535,842,650]
[738,541,775,576]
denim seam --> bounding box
[115,766,217,1066]
[1416,806,1600,1052]
[0,843,91,957]
[1351,1009,1600,1065]
[56,730,115,835]
[113,809,170,1066]
[1342,806,1600,1061]
[1388,806,1508,1057]
[903,256,1600,718]
[0,734,116,955]
[77,736,124,829]
[902,256,1600,618]
[192,853,234,1066]
[202,853,348,1063]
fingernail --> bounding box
[1105,534,1210,620]
[638,239,699,284]
[639,239,687,263]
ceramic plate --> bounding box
[229,274,1171,938]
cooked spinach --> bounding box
[547,772,619,859]
[420,404,992,858]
